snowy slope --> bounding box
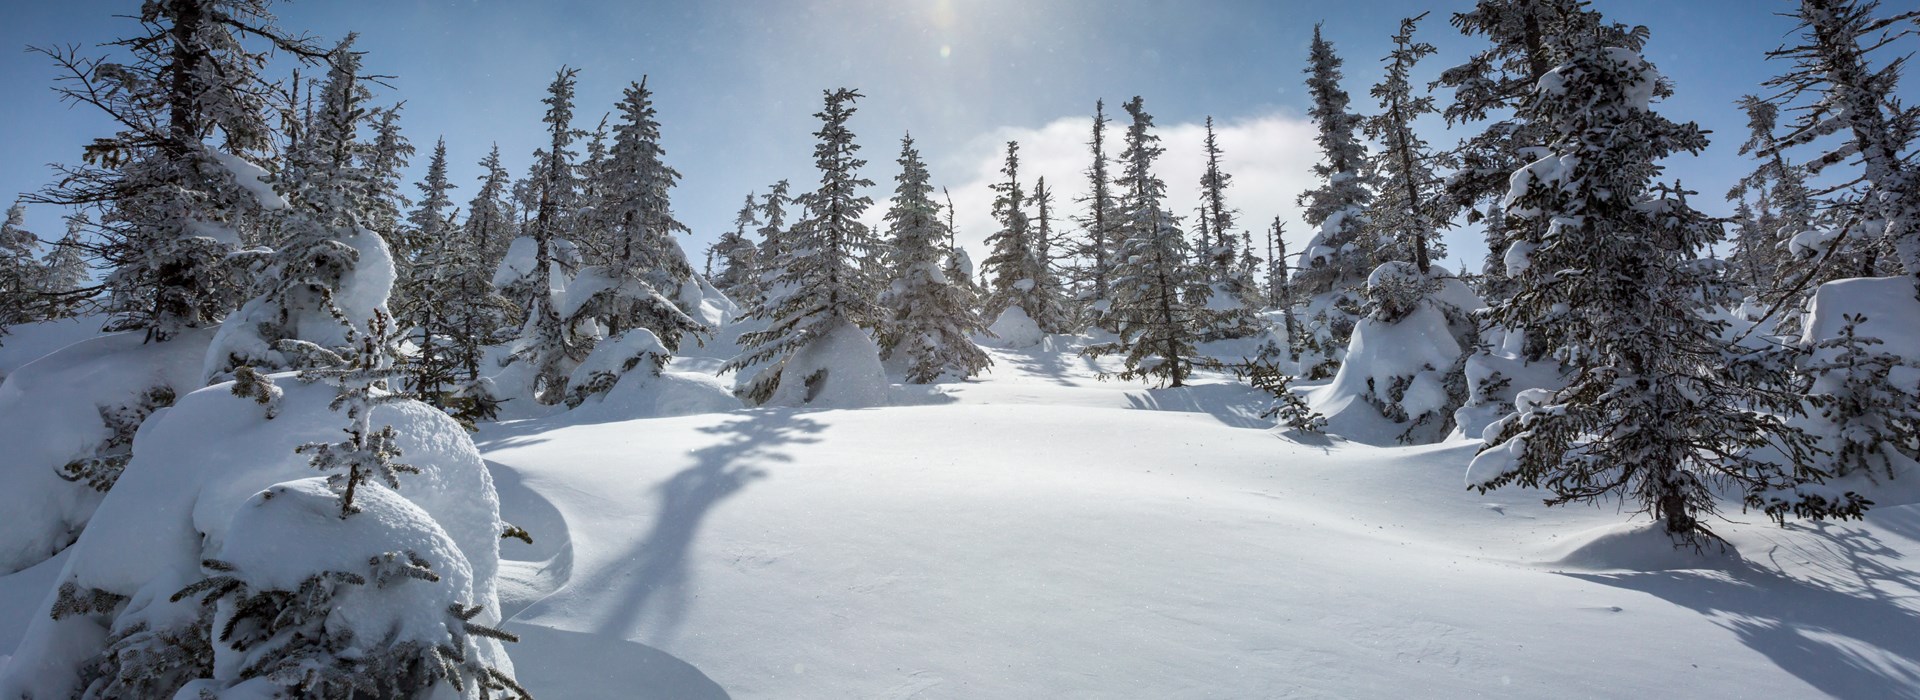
[5,336,1918,698]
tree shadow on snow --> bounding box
[587,410,821,645]
[1563,521,1920,699]
[505,623,729,699]
[991,339,1103,386]
[1122,382,1274,429]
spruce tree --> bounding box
[38,214,96,319]
[30,0,325,339]
[0,203,42,340]
[982,141,1071,336]
[1072,100,1125,330]
[567,77,704,356]
[1763,0,1919,278]
[879,134,992,383]
[1363,13,1451,275]
[711,192,764,306]
[399,138,459,406]
[1466,39,1868,545]
[725,89,887,405]
[1726,97,1826,315]
[505,67,590,406]
[1295,25,1375,377]
[1194,116,1263,340]
[1084,97,1207,387]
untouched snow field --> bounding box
[3,334,1918,698]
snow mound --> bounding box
[493,235,578,293]
[203,223,396,379]
[0,315,107,386]
[765,320,888,409]
[573,369,740,421]
[1544,521,1739,572]
[987,305,1044,348]
[0,376,509,697]
[0,328,212,575]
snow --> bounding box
[0,315,105,386]
[0,328,213,575]
[208,150,288,211]
[493,235,578,293]
[986,304,1045,348]
[6,319,1920,698]
[0,376,509,697]
[763,320,887,409]
[202,223,397,379]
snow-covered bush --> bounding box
[1798,277,1920,484]
[1312,263,1481,444]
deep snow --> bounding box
[4,331,1918,698]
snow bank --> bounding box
[203,223,396,379]
[987,305,1044,349]
[0,329,212,575]
[562,327,737,418]
[0,376,510,697]
[1311,265,1481,445]
[764,320,888,409]
[1544,521,1739,572]
[0,315,106,386]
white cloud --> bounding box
[908,110,1326,269]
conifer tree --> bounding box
[1194,116,1263,340]
[30,0,325,339]
[1726,97,1826,311]
[752,179,795,296]
[711,192,764,306]
[505,67,590,405]
[1364,14,1451,275]
[467,144,516,267]
[1763,0,1919,278]
[982,141,1071,336]
[399,138,460,406]
[206,36,399,378]
[0,203,42,339]
[1084,97,1207,387]
[1072,100,1125,329]
[1466,39,1868,545]
[879,134,992,383]
[725,89,887,405]
[38,214,96,319]
[567,77,704,355]
[1294,25,1375,377]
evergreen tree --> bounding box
[1071,100,1125,330]
[1763,0,1920,278]
[725,89,887,405]
[398,138,459,406]
[752,179,795,296]
[1363,13,1451,275]
[504,67,590,406]
[982,141,1071,335]
[878,134,992,383]
[567,77,704,355]
[1466,40,1868,545]
[711,192,764,306]
[206,36,398,378]
[1194,116,1263,340]
[30,0,325,339]
[0,203,42,339]
[1084,97,1207,387]
[1295,25,1375,377]
[1436,0,1620,302]
[38,213,97,319]
[467,144,516,267]
[1726,97,1826,314]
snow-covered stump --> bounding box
[0,373,521,698]
[1311,263,1481,445]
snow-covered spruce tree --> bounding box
[941,186,988,312]
[878,134,992,383]
[29,0,325,340]
[1071,100,1125,330]
[1083,97,1208,387]
[1436,0,1620,304]
[1364,13,1451,276]
[37,213,98,320]
[1193,116,1263,341]
[982,141,1072,343]
[1465,41,1868,545]
[1763,0,1919,278]
[504,67,593,406]
[1294,25,1376,378]
[468,145,517,268]
[1267,217,1302,358]
[397,138,461,407]
[711,192,764,306]
[0,202,43,338]
[1725,97,1822,307]
[205,36,400,380]
[558,79,706,408]
[724,89,889,407]
[1803,312,1920,481]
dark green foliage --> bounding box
[56,386,178,492]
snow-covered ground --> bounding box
[4,333,1918,698]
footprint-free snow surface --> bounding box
[10,340,1920,699]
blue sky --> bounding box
[1,0,1911,269]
